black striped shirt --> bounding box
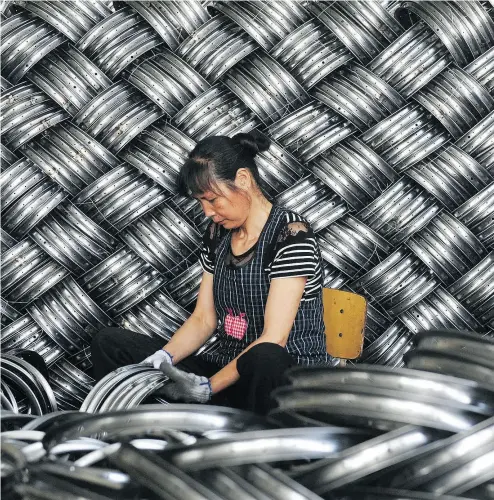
[200,210,323,302]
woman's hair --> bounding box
[176,130,271,197]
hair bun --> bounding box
[231,130,271,157]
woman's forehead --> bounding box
[195,189,220,200]
[195,182,230,199]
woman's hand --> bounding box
[140,349,173,369]
[158,364,212,403]
[158,272,217,364]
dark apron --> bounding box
[200,205,330,367]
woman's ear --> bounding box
[234,168,252,189]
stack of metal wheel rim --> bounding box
[1,0,494,497]
[2,329,494,498]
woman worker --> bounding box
[91,131,332,415]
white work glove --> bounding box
[158,363,212,404]
[140,349,174,369]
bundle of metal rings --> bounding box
[2,329,494,499]
[2,0,494,496]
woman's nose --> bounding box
[201,201,215,218]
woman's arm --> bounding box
[163,271,217,363]
[209,276,306,394]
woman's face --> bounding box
[196,181,250,229]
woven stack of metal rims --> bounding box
[1,1,494,497]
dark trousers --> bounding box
[91,327,294,415]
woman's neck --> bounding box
[238,194,273,241]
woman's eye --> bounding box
[209,198,216,204]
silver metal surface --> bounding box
[0,82,69,150]
[22,122,119,195]
[120,204,201,277]
[2,354,57,415]
[0,11,66,84]
[48,359,94,411]
[399,287,483,335]
[275,176,347,233]
[223,52,310,125]
[271,20,353,90]
[455,184,494,252]
[172,84,260,140]
[455,111,494,177]
[350,248,439,317]
[29,202,117,274]
[406,211,488,285]
[76,6,163,80]
[120,121,195,193]
[165,261,203,308]
[312,137,398,211]
[255,138,305,198]
[26,46,112,116]
[212,0,310,52]
[271,386,483,432]
[448,251,494,328]
[72,81,165,153]
[109,442,223,500]
[236,464,325,500]
[313,62,407,131]
[285,365,494,416]
[306,1,404,64]
[118,286,189,342]
[195,467,273,500]
[318,216,392,282]
[465,46,494,94]
[412,330,494,369]
[121,1,209,48]
[19,0,112,43]
[400,0,494,67]
[294,425,438,494]
[406,349,494,387]
[177,14,257,83]
[0,144,19,172]
[267,102,355,162]
[368,21,452,98]
[413,67,494,140]
[72,163,169,233]
[2,2,494,496]
[125,48,210,115]
[356,177,442,246]
[35,462,130,491]
[391,416,494,491]
[0,158,69,239]
[330,487,476,499]
[164,427,370,470]
[407,145,493,212]
[43,405,273,451]
[360,103,451,172]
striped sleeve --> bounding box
[270,217,319,281]
[199,221,216,274]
